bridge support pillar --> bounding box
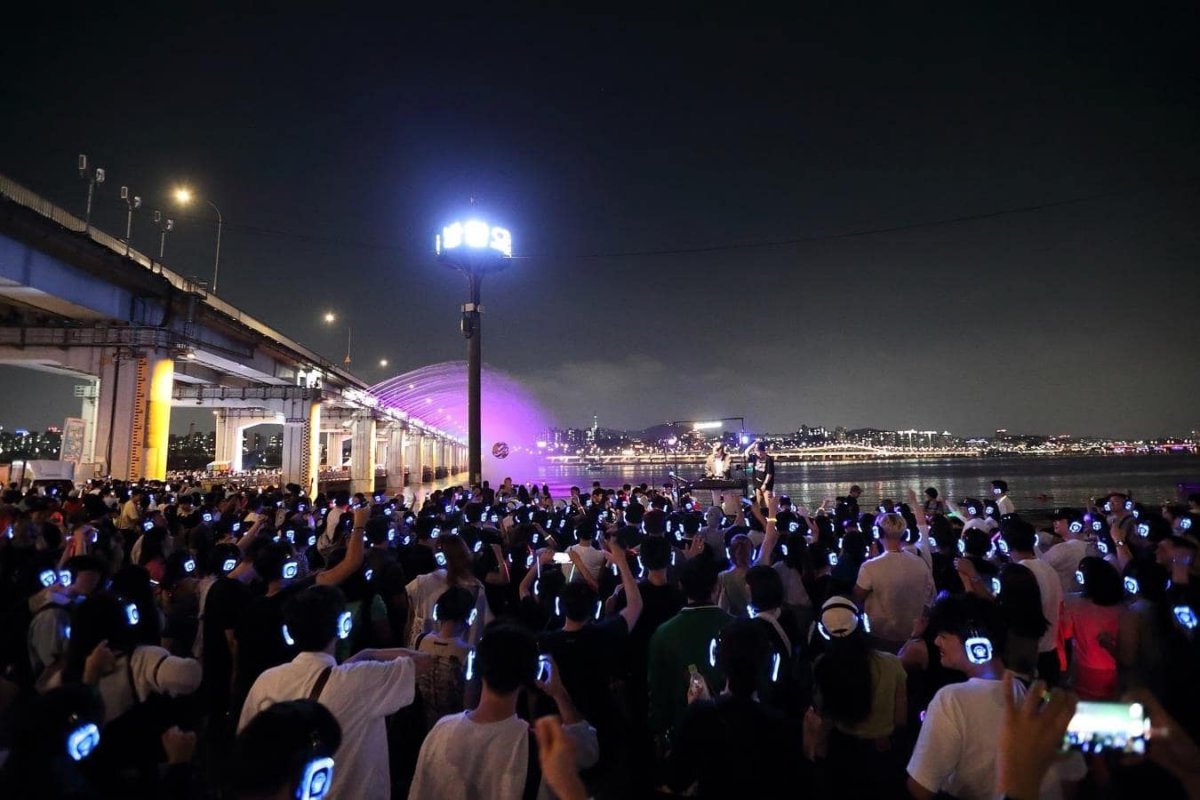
[349,412,376,496]
[385,426,407,498]
[412,433,426,485]
[214,411,245,473]
[93,349,174,480]
[282,398,321,498]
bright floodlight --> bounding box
[379,358,389,368]
[174,187,193,204]
[435,218,512,258]
[323,311,336,323]
[693,421,723,430]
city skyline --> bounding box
[1,8,1197,438]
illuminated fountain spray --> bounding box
[372,361,549,483]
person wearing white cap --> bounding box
[805,596,908,796]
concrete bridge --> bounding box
[0,174,465,496]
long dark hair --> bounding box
[813,628,873,724]
[997,563,1049,639]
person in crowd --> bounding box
[663,619,802,797]
[27,554,106,687]
[566,522,606,585]
[908,593,1028,799]
[234,505,366,711]
[1004,518,1064,685]
[716,533,753,618]
[408,623,598,799]
[414,586,476,729]
[807,595,908,795]
[923,487,946,519]
[539,536,641,744]
[1061,556,1123,699]
[228,699,342,800]
[854,512,935,652]
[956,554,999,599]
[1043,509,1094,594]
[995,562,1049,680]
[238,584,431,800]
[1117,559,1170,695]
[647,557,734,742]
[897,595,966,734]
[992,480,1015,516]
[405,533,490,647]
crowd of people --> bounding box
[1,469,1200,799]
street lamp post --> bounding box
[173,187,224,294]
[152,211,174,258]
[435,218,513,485]
[322,312,353,366]
[77,154,105,234]
[119,186,141,256]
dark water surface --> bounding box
[525,454,1199,511]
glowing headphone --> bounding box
[827,552,839,566]
[1124,576,1140,595]
[222,557,238,573]
[364,568,374,582]
[788,521,800,533]
[183,558,196,573]
[991,577,1002,595]
[1075,569,1086,586]
[1068,521,1084,534]
[708,637,718,668]
[465,649,476,681]
[66,713,101,762]
[282,625,295,646]
[124,602,140,626]
[283,561,299,580]
[38,569,56,588]
[435,552,447,567]
[336,611,353,640]
[1173,605,1197,632]
[296,734,335,800]
[58,569,72,587]
[966,505,978,516]
[957,539,966,554]
[964,628,994,665]
[1181,517,1194,531]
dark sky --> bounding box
[1,5,1198,438]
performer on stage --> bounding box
[744,440,775,509]
[704,443,733,479]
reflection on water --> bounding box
[515,455,1199,511]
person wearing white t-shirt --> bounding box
[1042,512,1095,595]
[907,593,1079,800]
[239,585,432,800]
[567,527,606,585]
[854,513,935,651]
[1005,519,1064,686]
[405,535,492,647]
[408,624,598,800]
[992,480,1016,516]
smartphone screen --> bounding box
[1063,701,1149,754]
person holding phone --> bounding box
[408,625,598,799]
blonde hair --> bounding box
[876,512,908,541]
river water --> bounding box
[521,454,1200,511]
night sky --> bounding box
[1,5,1198,438]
